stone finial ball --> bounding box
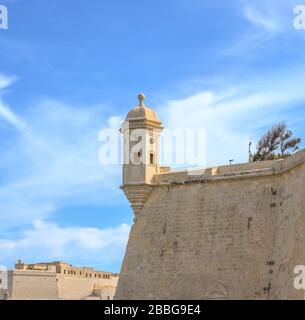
[138,93,146,103]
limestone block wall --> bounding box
[56,274,118,300]
[4,269,118,300]
[93,285,117,300]
[272,166,305,299]
[10,270,58,300]
[116,153,305,300]
[0,289,8,299]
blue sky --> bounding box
[0,0,305,272]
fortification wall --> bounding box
[56,274,117,300]
[116,152,305,299]
[6,269,118,300]
[10,270,58,300]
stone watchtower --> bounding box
[120,94,163,221]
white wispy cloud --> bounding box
[0,101,27,132]
[0,219,130,268]
[0,81,124,230]
[0,78,128,269]
[0,74,26,131]
[159,67,305,167]
[0,74,15,90]
[244,6,281,32]
[223,0,299,57]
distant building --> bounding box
[0,260,119,300]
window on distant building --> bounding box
[150,152,154,165]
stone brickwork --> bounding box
[9,270,58,300]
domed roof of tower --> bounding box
[126,93,161,123]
